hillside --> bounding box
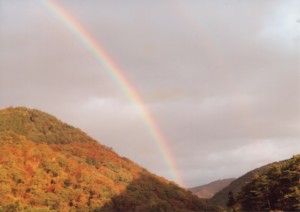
[209,160,282,207]
[188,178,235,199]
[209,156,300,210]
[0,107,219,211]
[234,155,300,211]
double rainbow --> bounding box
[39,0,183,186]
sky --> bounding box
[0,0,299,187]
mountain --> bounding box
[209,155,300,211]
[234,155,300,211]
[0,107,219,211]
[209,161,282,207]
[188,178,235,199]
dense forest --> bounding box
[231,155,300,211]
[210,155,300,211]
[209,160,282,207]
[210,155,299,211]
[0,107,218,211]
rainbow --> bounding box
[39,0,184,186]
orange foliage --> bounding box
[0,107,219,211]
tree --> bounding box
[237,155,300,211]
[226,191,236,210]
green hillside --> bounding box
[209,160,282,207]
[0,107,219,211]
[235,155,300,211]
[210,155,300,211]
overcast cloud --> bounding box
[0,0,299,187]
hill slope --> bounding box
[188,178,235,199]
[235,155,300,211]
[209,156,300,210]
[209,160,282,207]
[0,107,219,211]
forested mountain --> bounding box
[188,178,235,199]
[209,160,282,207]
[210,155,300,211]
[234,155,300,211]
[1,107,298,211]
[0,107,219,211]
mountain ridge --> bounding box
[209,156,299,210]
[231,155,300,211]
[188,178,236,199]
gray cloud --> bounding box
[0,0,299,187]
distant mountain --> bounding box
[209,155,300,211]
[0,107,219,211]
[188,178,235,199]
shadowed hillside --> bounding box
[209,155,300,211]
[209,161,282,207]
[233,155,300,211]
[101,175,220,211]
[0,107,219,211]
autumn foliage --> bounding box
[0,107,218,211]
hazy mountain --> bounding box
[0,107,219,211]
[209,155,299,211]
[188,178,235,199]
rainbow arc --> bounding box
[40,0,184,186]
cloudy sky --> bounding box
[0,0,299,187]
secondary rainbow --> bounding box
[39,0,184,186]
